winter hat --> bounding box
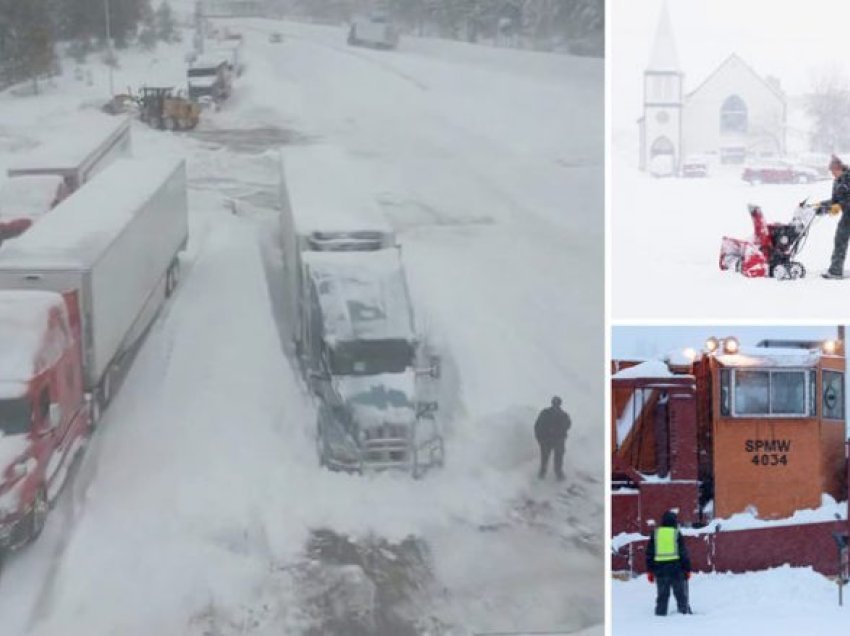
[829,154,846,171]
[661,510,678,526]
[551,396,562,407]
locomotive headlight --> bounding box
[723,337,740,354]
[704,337,719,353]
[823,339,838,354]
[683,347,697,361]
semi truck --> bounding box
[0,157,188,551]
[6,114,131,193]
[279,145,442,475]
[187,55,232,105]
[347,13,400,49]
[0,114,131,225]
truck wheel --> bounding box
[29,488,48,542]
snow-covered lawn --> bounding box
[0,16,602,636]
[614,566,850,633]
[611,146,850,320]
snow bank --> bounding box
[614,566,849,633]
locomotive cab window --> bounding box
[823,370,844,420]
[723,368,813,417]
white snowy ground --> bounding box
[611,139,850,320]
[613,566,850,633]
[0,18,602,636]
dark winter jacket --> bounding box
[645,510,691,574]
[825,169,850,216]
[534,405,571,446]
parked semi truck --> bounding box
[6,114,131,193]
[187,55,232,105]
[0,157,187,552]
[279,145,442,475]
[0,114,131,224]
[0,157,188,422]
[347,13,400,49]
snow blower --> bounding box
[719,201,821,280]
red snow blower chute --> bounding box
[719,201,820,280]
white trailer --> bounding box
[347,14,400,49]
[0,157,188,420]
[278,144,396,350]
[6,114,132,193]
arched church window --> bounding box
[720,95,748,134]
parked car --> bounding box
[681,155,709,178]
[742,160,819,185]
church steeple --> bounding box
[648,1,680,72]
[640,1,684,173]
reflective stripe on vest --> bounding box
[654,527,679,562]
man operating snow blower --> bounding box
[817,155,850,279]
[646,510,692,616]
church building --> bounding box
[638,4,787,172]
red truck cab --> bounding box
[0,290,90,549]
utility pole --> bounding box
[104,0,114,96]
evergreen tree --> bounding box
[155,1,179,43]
[0,0,55,90]
[138,2,157,49]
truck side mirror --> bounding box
[416,401,438,418]
[48,403,62,429]
[428,355,441,379]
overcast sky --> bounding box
[611,0,846,133]
[613,325,843,359]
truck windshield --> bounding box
[330,340,414,375]
[0,397,31,435]
[188,68,217,77]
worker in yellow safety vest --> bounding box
[645,510,692,616]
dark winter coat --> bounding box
[534,405,571,447]
[826,169,850,215]
[645,510,691,574]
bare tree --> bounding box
[806,71,850,153]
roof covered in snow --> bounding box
[0,158,183,269]
[612,359,675,379]
[0,174,63,220]
[715,346,821,368]
[303,248,415,343]
[0,290,67,384]
[281,145,394,239]
[6,113,130,176]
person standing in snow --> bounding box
[817,155,850,279]
[646,510,692,616]
[534,396,571,481]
